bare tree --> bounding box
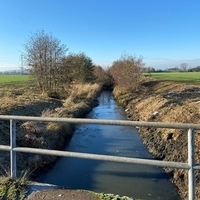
[109,54,144,91]
[93,65,112,87]
[24,30,68,92]
[180,63,188,72]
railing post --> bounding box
[10,120,16,180]
[188,128,195,200]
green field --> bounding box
[145,72,200,82]
[0,75,31,83]
[1,72,200,84]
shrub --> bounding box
[109,54,144,91]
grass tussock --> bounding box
[95,192,131,200]
[0,169,30,200]
[65,83,101,102]
[63,83,101,116]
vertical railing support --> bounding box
[10,120,16,180]
[188,128,195,200]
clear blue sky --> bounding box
[0,0,200,71]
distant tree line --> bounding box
[22,29,200,98]
[0,69,29,75]
[143,63,200,73]
[0,70,21,75]
[188,66,200,72]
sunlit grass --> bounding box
[144,72,200,82]
[0,75,31,83]
[0,169,30,200]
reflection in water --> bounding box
[37,91,180,200]
[99,91,112,107]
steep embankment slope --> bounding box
[113,79,200,199]
[0,83,101,176]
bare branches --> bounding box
[109,54,144,91]
[24,30,68,93]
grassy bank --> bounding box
[0,80,102,199]
[113,78,200,199]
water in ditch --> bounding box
[37,91,180,199]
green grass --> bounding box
[144,72,200,82]
[0,75,31,84]
[0,171,29,200]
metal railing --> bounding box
[0,115,200,200]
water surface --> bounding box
[37,91,180,200]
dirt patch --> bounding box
[114,79,200,199]
[25,182,131,200]
[26,189,100,200]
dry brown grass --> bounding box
[116,79,200,138]
[113,79,200,199]
[0,82,102,179]
[63,83,101,116]
[133,87,200,141]
[64,83,101,103]
[0,81,103,199]
[0,83,49,116]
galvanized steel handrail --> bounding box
[1,115,200,129]
[0,146,190,169]
[0,115,199,200]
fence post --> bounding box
[10,120,16,180]
[188,128,195,200]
